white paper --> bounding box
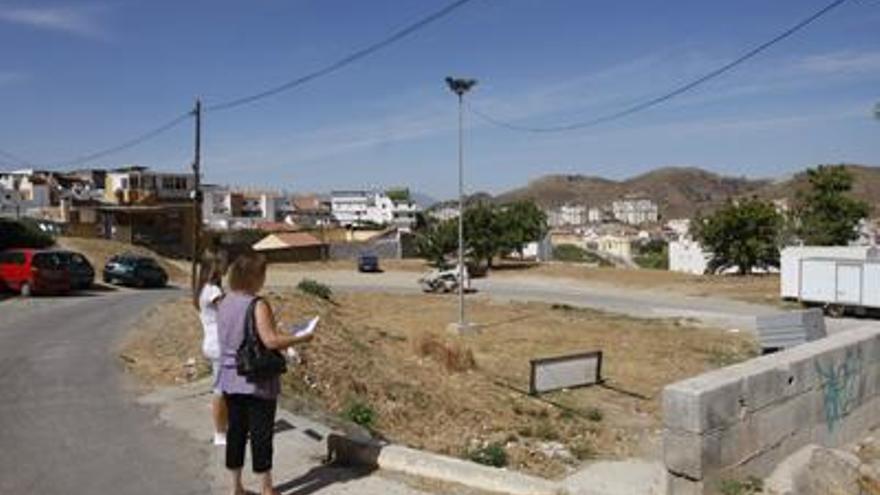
[290,316,320,338]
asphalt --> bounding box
[0,288,212,495]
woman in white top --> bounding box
[195,256,228,445]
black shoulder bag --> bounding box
[236,297,287,383]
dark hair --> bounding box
[193,254,226,309]
[227,252,267,294]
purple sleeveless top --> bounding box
[216,292,280,399]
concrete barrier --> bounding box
[662,326,880,494]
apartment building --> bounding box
[611,196,659,225]
[104,166,194,204]
[331,190,420,230]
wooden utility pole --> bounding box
[190,99,202,292]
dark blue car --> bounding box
[357,253,380,273]
[103,254,168,288]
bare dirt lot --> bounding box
[122,288,757,479]
[272,259,782,306]
[489,261,781,306]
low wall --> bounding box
[663,326,880,494]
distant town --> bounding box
[3,164,878,274]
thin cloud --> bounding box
[0,6,107,39]
[796,50,880,75]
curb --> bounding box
[330,435,565,495]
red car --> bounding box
[0,249,71,296]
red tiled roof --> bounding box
[271,232,324,248]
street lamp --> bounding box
[445,76,477,334]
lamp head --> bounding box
[446,77,477,96]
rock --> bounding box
[794,446,863,495]
[537,441,574,462]
[765,444,820,495]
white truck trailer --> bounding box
[780,246,879,299]
[794,257,880,316]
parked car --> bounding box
[103,254,168,288]
[357,253,380,273]
[0,248,71,296]
[54,250,94,290]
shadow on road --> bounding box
[275,465,375,495]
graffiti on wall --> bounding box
[816,348,863,433]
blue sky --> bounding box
[0,0,878,199]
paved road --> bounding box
[0,289,211,495]
[266,269,879,333]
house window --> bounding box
[120,178,129,189]
[162,177,175,189]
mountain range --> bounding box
[494,164,880,219]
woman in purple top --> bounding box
[217,253,312,495]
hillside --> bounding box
[496,164,880,219]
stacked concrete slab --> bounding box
[662,326,880,494]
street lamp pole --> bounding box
[445,76,477,333]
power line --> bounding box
[1,0,476,169]
[206,0,478,112]
[470,0,852,133]
[50,111,194,168]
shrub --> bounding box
[414,333,476,372]
[586,407,604,422]
[534,420,559,440]
[570,439,597,460]
[342,400,376,428]
[468,442,507,468]
[297,278,332,300]
[718,477,763,495]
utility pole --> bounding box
[445,76,477,334]
[190,99,202,292]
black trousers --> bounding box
[224,394,277,473]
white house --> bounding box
[548,204,587,227]
[0,186,24,217]
[331,190,420,230]
[428,205,460,222]
[665,219,691,240]
[612,196,658,225]
[668,239,711,275]
[0,170,52,208]
[587,207,605,224]
[104,166,193,204]
[596,234,632,261]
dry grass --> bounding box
[121,290,758,478]
[493,261,781,306]
[56,236,190,285]
[119,297,208,386]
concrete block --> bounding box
[662,327,880,494]
[664,429,723,480]
[663,374,746,434]
[666,473,704,495]
[377,445,561,495]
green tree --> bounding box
[415,218,457,268]
[463,201,502,269]
[694,197,782,275]
[795,165,870,246]
[497,201,548,257]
